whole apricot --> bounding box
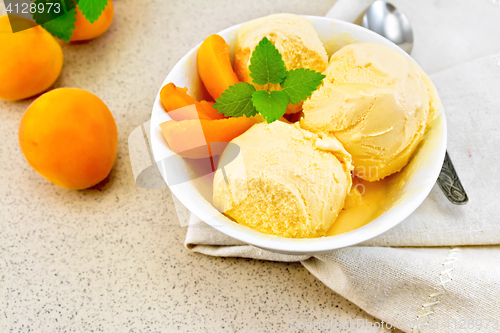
[19,88,118,189]
[70,0,114,42]
[0,15,63,101]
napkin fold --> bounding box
[184,52,500,333]
[183,1,500,331]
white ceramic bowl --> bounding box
[150,16,446,255]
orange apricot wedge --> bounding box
[159,117,256,159]
[160,82,225,121]
[197,34,240,100]
[198,100,225,120]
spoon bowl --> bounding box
[362,0,414,54]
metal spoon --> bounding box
[362,0,468,204]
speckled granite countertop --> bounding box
[0,1,399,331]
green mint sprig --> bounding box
[32,0,109,42]
[213,37,326,124]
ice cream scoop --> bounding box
[301,42,440,181]
[234,13,329,114]
[213,121,353,238]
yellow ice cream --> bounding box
[301,42,441,181]
[234,13,329,114]
[213,121,353,238]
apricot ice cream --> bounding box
[234,13,328,113]
[213,122,352,238]
[301,43,440,181]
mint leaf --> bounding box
[32,0,76,42]
[39,9,76,42]
[213,83,258,118]
[251,90,288,123]
[78,0,109,23]
[281,68,326,105]
[249,37,287,85]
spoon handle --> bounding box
[436,151,468,204]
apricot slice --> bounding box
[197,34,240,100]
[198,100,226,120]
[160,83,225,121]
[159,117,256,159]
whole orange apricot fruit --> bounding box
[0,15,63,101]
[19,88,118,189]
[70,0,114,42]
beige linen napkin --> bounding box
[185,54,500,331]
[182,2,500,330]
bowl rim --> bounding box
[150,15,447,255]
